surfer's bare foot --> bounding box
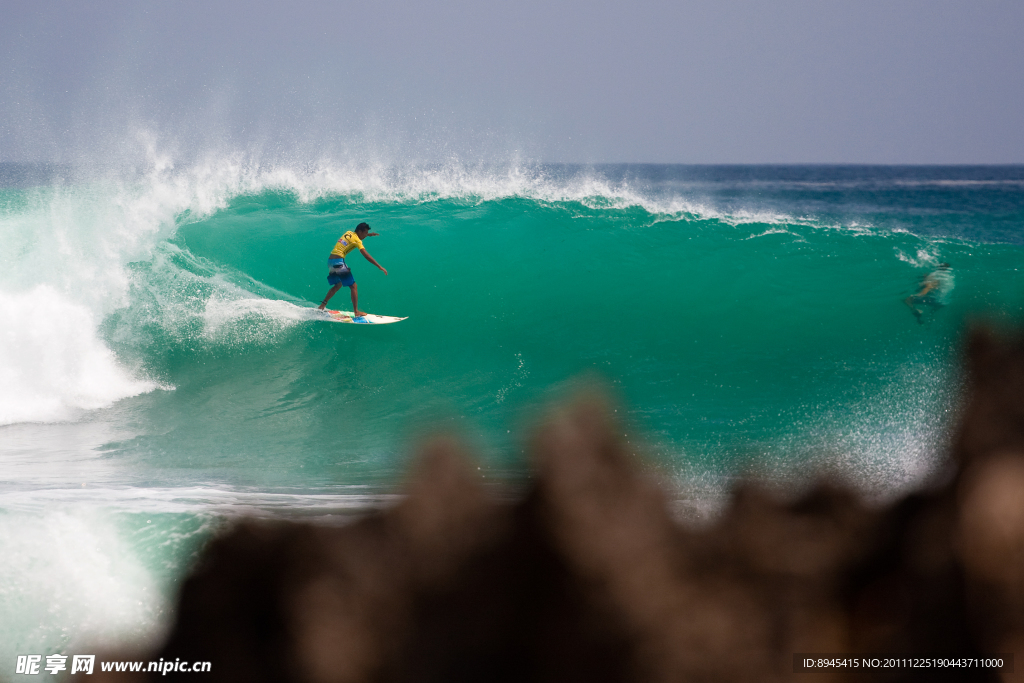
[354,310,368,317]
[317,303,326,310]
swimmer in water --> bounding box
[905,263,951,323]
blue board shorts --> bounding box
[327,258,355,287]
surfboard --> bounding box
[271,301,406,324]
[317,309,407,324]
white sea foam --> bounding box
[0,508,167,665]
[0,287,158,425]
[893,246,950,270]
[0,144,256,424]
[0,486,395,517]
[202,295,310,344]
[0,482,390,661]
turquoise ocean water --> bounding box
[2,160,1024,665]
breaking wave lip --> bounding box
[21,138,816,230]
[155,156,887,232]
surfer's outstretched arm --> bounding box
[359,247,388,275]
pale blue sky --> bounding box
[2,0,1022,163]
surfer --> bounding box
[318,222,388,316]
[904,263,952,323]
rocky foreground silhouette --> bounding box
[79,328,1024,682]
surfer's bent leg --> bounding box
[319,284,342,309]
[322,258,356,309]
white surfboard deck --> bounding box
[315,308,407,325]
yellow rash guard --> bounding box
[330,231,364,258]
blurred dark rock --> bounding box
[81,328,1024,682]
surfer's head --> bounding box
[356,222,371,236]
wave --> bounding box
[5,155,1024,667]
[2,156,1019,495]
[0,156,850,425]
